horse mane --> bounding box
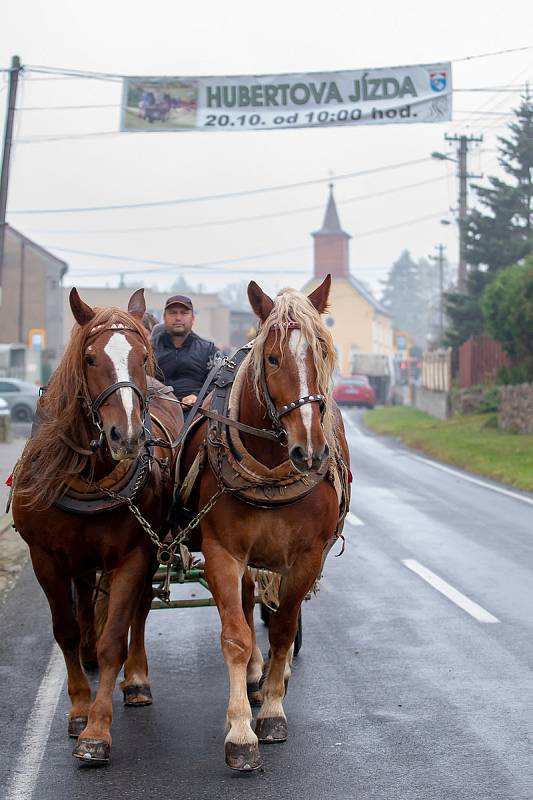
[15,306,155,510]
[249,288,339,453]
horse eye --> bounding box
[267,354,279,367]
[143,353,148,364]
[85,354,95,366]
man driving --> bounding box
[152,294,218,406]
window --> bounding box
[0,381,19,392]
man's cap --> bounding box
[164,294,194,312]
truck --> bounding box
[349,353,395,405]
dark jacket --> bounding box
[152,328,218,400]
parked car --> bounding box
[0,378,40,421]
[333,374,376,409]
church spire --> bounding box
[317,184,349,235]
[312,184,351,278]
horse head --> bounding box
[247,275,334,474]
[69,287,151,461]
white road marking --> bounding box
[289,329,313,461]
[410,454,533,508]
[402,559,500,624]
[6,644,65,800]
[104,332,134,438]
[346,512,364,526]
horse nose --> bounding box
[109,424,144,451]
[110,425,121,443]
[289,442,329,473]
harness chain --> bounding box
[95,481,226,601]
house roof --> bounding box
[302,273,391,318]
[5,224,68,275]
[312,185,351,238]
[347,274,390,317]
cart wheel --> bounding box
[259,603,303,657]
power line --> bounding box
[23,175,449,236]
[15,130,121,144]
[19,46,533,81]
[453,44,533,62]
[38,209,447,277]
[7,156,432,215]
[16,103,120,111]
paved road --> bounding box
[2,409,532,800]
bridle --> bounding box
[78,323,149,452]
[259,321,326,434]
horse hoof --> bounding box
[123,684,153,706]
[68,716,88,738]
[72,738,110,765]
[247,682,263,707]
[225,741,262,772]
[255,716,288,743]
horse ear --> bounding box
[247,281,274,322]
[127,288,146,321]
[69,287,96,326]
[307,274,331,314]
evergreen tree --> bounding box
[380,250,423,342]
[445,95,533,344]
[381,251,445,346]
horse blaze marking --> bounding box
[402,559,500,624]
[104,332,134,438]
[289,329,312,460]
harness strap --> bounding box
[181,405,281,442]
[91,380,146,414]
[166,357,226,449]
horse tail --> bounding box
[93,572,111,641]
[247,567,281,611]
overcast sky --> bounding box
[2,0,533,300]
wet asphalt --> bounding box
[1,408,532,800]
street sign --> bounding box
[28,328,46,352]
[395,331,411,358]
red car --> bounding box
[333,374,375,409]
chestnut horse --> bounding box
[180,275,350,771]
[12,288,183,765]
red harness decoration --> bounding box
[6,473,13,487]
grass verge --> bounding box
[363,406,533,492]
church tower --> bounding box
[312,184,351,279]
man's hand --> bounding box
[180,394,198,407]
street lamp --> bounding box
[431,151,456,163]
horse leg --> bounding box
[203,540,262,772]
[121,571,154,706]
[72,550,149,765]
[73,572,98,671]
[255,551,322,744]
[242,570,263,707]
[30,546,92,739]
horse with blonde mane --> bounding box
[179,274,350,771]
[11,288,183,765]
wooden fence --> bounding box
[422,348,452,393]
[458,336,508,388]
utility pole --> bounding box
[0,55,22,304]
[429,244,446,338]
[444,133,483,293]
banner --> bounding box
[121,62,451,133]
